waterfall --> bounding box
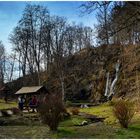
[108,60,120,98]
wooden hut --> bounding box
[15,86,49,100]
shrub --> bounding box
[113,100,135,128]
[70,107,79,115]
[12,107,21,115]
[38,94,66,132]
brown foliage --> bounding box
[38,94,66,132]
[70,107,80,115]
[11,107,21,115]
[113,100,135,128]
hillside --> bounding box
[6,45,140,102]
[61,44,140,102]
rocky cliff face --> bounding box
[57,44,140,102]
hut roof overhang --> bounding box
[15,86,47,95]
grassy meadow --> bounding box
[0,100,140,139]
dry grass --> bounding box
[70,107,80,115]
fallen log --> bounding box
[79,112,105,122]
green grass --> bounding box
[0,101,140,138]
[0,114,117,139]
[60,115,86,127]
[80,102,117,125]
[116,124,140,138]
[0,120,140,139]
[57,123,117,139]
[0,99,17,109]
[0,125,52,139]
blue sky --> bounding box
[0,1,96,53]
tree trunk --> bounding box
[60,71,65,103]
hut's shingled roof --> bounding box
[15,86,45,94]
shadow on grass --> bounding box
[58,129,73,135]
[55,128,75,138]
[128,125,140,130]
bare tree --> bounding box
[0,41,5,87]
[4,53,17,82]
[10,4,50,85]
[51,16,67,102]
[80,1,112,45]
[9,4,94,101]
